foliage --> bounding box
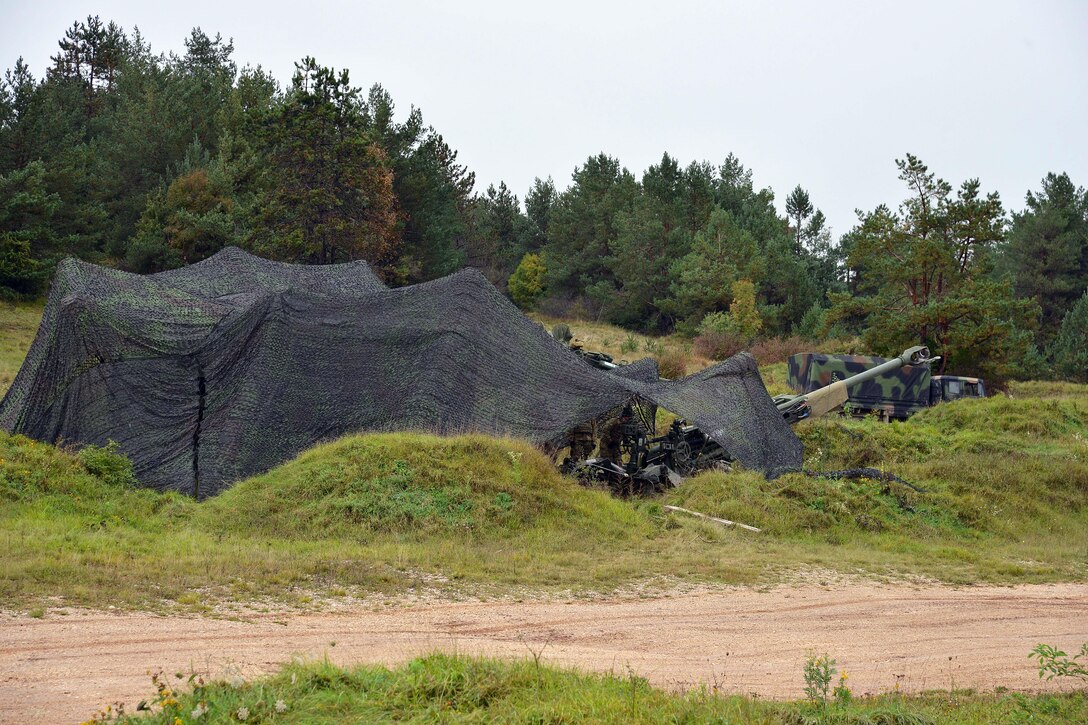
[103,654,1088,725]
[1003,172,1088,345]
[1049,290,1088,383]
[248,58,401,276]
[727,278,762,340]
[655,348,690,379]
[0,235,43,299]
[507,252,547,310]
[1030,642,1088,683]
[830,155,1038,382]
[77,440,137,488]
[795,300,828,339]
[748,336,812,365]
[803,652,836,705]
[664,208,763,332]
[0,18,1083,381]
[692,328,746,360]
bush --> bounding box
[749,336,813,365]
[656,349,690,379]
[78,441,138,488]
[0,234,46,299]
[794,301,828,339]
[507,253,547,310]
[692,330,746,360]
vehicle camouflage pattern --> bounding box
[787,352,984,420]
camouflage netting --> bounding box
[1,248,802,497]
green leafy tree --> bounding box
[507,252,547,310]
[360,85,474,282]
[464,182,533,287]
[1003,172,1088,344]
[728,279,763,341]
[830,154,1037,380]
[524,176,556,252]
[127,148,242,272]
[1050,291,1088,382]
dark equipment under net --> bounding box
[1,248,802,498]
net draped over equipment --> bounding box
[1,248,802,498]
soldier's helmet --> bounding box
[620,405,633,421]
[569,338,584,351]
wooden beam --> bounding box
[663,505,761,533]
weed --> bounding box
[620,333,639,354]
[656,349,690,379]
[803,652,836,705]
[78,441,137,488]
[1031,642,1088,682]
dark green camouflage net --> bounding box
[1,248,801,497]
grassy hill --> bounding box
[1,302,1086,611]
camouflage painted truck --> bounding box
[785,350,985,421]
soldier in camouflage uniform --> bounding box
[599,405,635,463]
[568,419,596,462]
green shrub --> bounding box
[78,441,138,488]
[508,253,547,310]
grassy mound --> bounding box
[1,431,672,609]
[109,653,1088,724]
[200,433,642,541]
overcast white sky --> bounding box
[3,1,1086,237]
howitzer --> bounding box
[773,346,938,424]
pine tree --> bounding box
[785,185,813,253]
[829,154,1037,380]
[1049,290,1088,382]
[1003,172,1088,344]
[251,58,400,276]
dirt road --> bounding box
[3,583,1087,723]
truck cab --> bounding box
[931,375,986,403]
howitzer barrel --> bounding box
[775,346,934,424]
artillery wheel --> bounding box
[672,440,694,476]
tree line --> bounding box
[1,18,1086,383]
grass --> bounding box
[3,379,1087,612]
[0,300,43,397]
[97,653,1087,724]
[2,303,1087,610]
[530,313,714,373]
